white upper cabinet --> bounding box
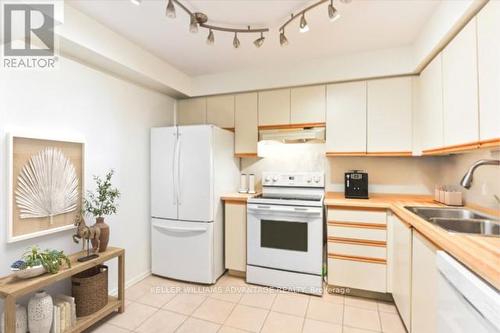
[290,85,326,124]
[326,81,367,153]
[235,93,258,156]
[206,95,235,129]
[418,55,444,152]
[367,77,413,153]
[177,98,206,125]
[258,89,291,126]
[477,1,500,142]
[442,19,479,147]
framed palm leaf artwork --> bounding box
[7,132,85,243]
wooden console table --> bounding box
[0,247,125,333]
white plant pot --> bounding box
[1,304,28,333]
[28,291,53,333]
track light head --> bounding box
[253,32,265,48]
[279,30,288,47]
[299,13,309,33]
[328,2,340,22]
[130,0,141,5]
[207,29,215,45]
[189,14,198,33]
[233,33,240,48]
[166,0,176,18]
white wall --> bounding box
[0,56,175,310]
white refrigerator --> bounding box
[150,125,239,284]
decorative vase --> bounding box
[28,291,53,333]
[92,217,110,252]
[1,304,28,333]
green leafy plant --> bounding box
[84,169,120,218]
[22,246,71,274]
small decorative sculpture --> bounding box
[15,147,79,224]
[73,214,101,261]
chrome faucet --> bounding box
[460,159,500,189]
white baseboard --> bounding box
[109,270,151,296]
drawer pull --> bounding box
[328,237,386,247]
[328,253,386,265]
[328,221,386,229]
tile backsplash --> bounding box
[438,149,500,210]
[240,143,500,210]
[240,143,442,195]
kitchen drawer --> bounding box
[328,208,387,225]
[328,257,387,292]
[327,224,387,242]
[328,241,386,260]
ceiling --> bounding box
[68,0,440,76]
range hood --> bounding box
[259,126,325,143]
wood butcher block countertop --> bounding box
[221,192,260,203]
[325,192,500,290]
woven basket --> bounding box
[72,265,108,317]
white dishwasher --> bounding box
[436,251,500,333]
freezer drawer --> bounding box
[151,218,215,284]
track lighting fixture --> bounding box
[160,0,348,48]
[279,30,288,47]
[253,32,265,48]
[165,0,176,18]
[207,29,215,45]
[233,33,240,49]
[328,1,340,22]
[299,13,309,33]
[189,14,198,33]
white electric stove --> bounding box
[246,172,325,295]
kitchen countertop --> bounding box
[221,192,260,202]
[325,192,500,290]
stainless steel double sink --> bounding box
[405,206,500,237]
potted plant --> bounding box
[84,169,120,252]
[11,246,71,279]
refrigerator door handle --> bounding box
[153,224,207,234]
[176,133,182,205]
[172,131,179,205]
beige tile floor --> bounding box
[85,273,407,333]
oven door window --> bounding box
[260,220,308,252]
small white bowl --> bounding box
[11,265,46,279]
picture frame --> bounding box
[7,132,86,243]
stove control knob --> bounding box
[313,176,320,183]
[306,177,312,183]
[272,176,278,182]
[264,176,271,183]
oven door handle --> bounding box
[247,204,322,215]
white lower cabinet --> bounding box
[328,258,387,292]
[411,231,438,333]
[327,208,388,293]
[390,214,412,331]
[224,202,247,272]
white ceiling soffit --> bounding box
[69,0,438,77]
